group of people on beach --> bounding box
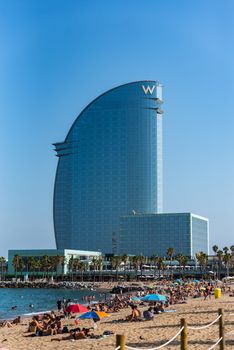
[1,278,233,343]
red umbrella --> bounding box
[65,304,89,313]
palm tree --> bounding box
[111,256,122,280]
[12,254,24,278]
[0,257,6,280]
[212,245,219,274]
[223,247,229,255]
[156,257,165,277]
[216,250,223,279]
[27,256,36,279]
[230,245,234,255]
[150,255,159,277]
[180,255,188,271]
[60,256,66,279]
[34,258,42,277]
[51,256,61,279]
[166,247,175,279]
[73,258,81,280]
[175,254,184,275]
[195,251,208,276]
[41,255,51,278]
[78,261,87,281]
[137,255,146,278]
[223,253,232,277]
[68,256,75,281]
[131,256,140,279]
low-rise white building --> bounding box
[8,249,102,275]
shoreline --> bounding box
[0,284,115,322]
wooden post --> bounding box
[116,334,126,350]
[180,318,188,350]
[218,308,225,350]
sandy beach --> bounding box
[0,293,234,350]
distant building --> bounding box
[53,81,163,253]
[119,213,209,257]
[8,249,101,275]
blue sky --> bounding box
[1,0,234,257]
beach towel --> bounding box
[164,309,176,313]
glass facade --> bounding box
[119,213,209,257]
[53,81,163,253]
[191,214,209,256]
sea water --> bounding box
[0,288,105,320]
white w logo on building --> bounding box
[142,85,156,95]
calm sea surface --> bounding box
[0,288,105,320]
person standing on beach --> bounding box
[57,299,62,311]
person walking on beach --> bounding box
[57,299,62,311]
[204,284,212,300]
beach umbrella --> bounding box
[141,294,167,302]
[79,311,110,320]
[131,296,140,301]
[65,304,89,313]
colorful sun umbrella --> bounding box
[141,294,167,302]
[66,304,89,313]
[79,311,110,320]
[131,296,140,301]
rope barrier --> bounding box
[115,308,233,349]
[207,337,222,350]
[188,314,221,330]
[124,327,184,350]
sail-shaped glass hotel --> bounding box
[53,81,163,253]
[53,80,209,256]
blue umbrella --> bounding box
[131,296,140,301]
[141,294,167,302]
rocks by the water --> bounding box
[0,281,106,290]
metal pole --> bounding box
[180,318,188,350]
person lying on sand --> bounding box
[51,327,93,341]
[0,316,21,328]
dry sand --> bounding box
[0,294,234,350]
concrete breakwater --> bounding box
[0,281,110,290]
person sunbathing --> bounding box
[143,308,154,320]
[28,316,44,333]
[126,305,141,321]
[51,328,87,341]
